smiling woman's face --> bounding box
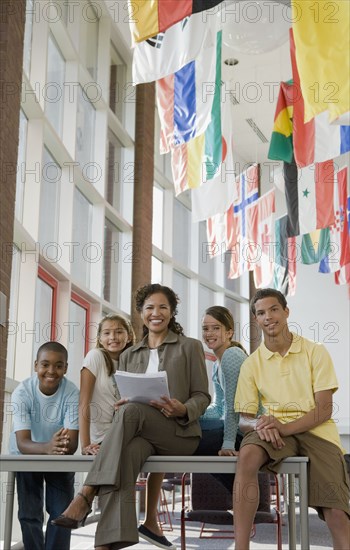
[141,292,172,335]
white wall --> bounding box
[288,262,350,451]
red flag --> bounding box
[246,190,276,288]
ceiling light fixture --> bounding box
[224,58,239,66]
[221,0,291,55]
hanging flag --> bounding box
[170,133,205,195]
[132,14,217,84]
[268,80,294,163]
[272,215,297,297]
[156,39,216,152]
[128,0,224,44]
[289,29,350,168]
[206,212,227,258]
[319,167,350,274]
[291,1,350,123]
[191,96,237,222]
[203,30,222,181]
[168,31,222,194]
[284,158,335,236]
[301,229,330,264]
[227,164,260,279]
[246,189,276,288]
[335,264,350,286]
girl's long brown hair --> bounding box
[204,306,247,355]
[96,314,135,376]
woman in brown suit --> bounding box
[52,284,210,550]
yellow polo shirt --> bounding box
[234,333,343,450]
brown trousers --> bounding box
[85,403,200,548]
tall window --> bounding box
[106,132,122,209]
[173,271,189,333]
[33,268,58,362]
[6,246,21,378]
[67,292,91,387]
[198,220,217,281]
[151,256,163,284]
[71,188,92,287]
[198,284,215,335]
[152,185,164,249]
[38,148,61,247]
[110,46,126,121]
[15,110,28,222]
[172,199,190,265]
[23,0,34,75]
[45,34,65,137]
[224,251,241,294]
[103,219,120,305]
[76,85,96,173]
[80,1,99,81]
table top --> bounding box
[0,454,309,474]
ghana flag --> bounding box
[268,80,294,163]
[128,0,224,44]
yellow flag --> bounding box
[292,0,350,123]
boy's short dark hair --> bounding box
[250,288,288,316]
[36,341,68,362]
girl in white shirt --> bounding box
[79,314,135,455]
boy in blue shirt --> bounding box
[9,341,79,550]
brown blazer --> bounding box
[118,330,211,438]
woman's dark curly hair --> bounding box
[135,284,184,337]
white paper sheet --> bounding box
[114,371,170,404]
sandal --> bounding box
[51,492,92,529]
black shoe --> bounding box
[51,492,92,530]
[138,524,177,549]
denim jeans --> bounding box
[16,471,74,550]
[195,423,243,494]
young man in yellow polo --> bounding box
[233,288,350,550]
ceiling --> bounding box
[111,0,292,168]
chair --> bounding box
[180,472,282,550]
[163,472,190,513]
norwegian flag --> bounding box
[319,167,350,274]
[227,164,259,279]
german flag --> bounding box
[128,0,224,43]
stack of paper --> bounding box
[114,371,170,404]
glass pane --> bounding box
[172,199,190,265]
[110,53,125,121]
[224,295,241,339]
[224,251,241,293]
[46,34,65,137]
[103,220,120,305]
[198,221,216,281]
[71,188,92,287]
[23,0,34,75]
[32,277,53,363]
[7,246,21,378]
[76,85,96,172]
[151,256,163,284]
[80,2,99,80]
[67,300,87,387]
[198,284,215,335]
[38,148,61,246]
[106,132,122,209]
[152,185,164,249]
[15,110,28,221]
[172,271,189,334]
